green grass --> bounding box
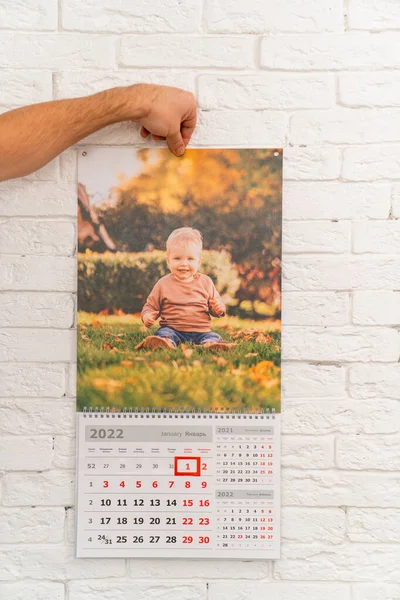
[77,313,281,413]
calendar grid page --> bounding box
[76,411,280,559]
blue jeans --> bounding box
[154,326,222,347]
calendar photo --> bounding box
[77,148,282,414]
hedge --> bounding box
[78,250,241,314]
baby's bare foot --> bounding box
[202,341,235,351]
[135,336,176,350]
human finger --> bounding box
[181,108,197,147]
[166,129,185,157]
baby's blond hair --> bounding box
[166,227,203,252]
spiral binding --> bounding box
[81,407,276,419]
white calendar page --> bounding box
[76,411,280,559]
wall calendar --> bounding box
[75,147,282,559]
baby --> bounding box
[136,227,232,351]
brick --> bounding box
[77,122,139,145]
[283,147,340,181]
[283,469,400,506]
[56,71,194,99]
[0,181,76,216]
[60,148,78,183]
[349,363,400,399]
[0,507,64,543]
[340,71,400,107]
[0,292,74,328]
[353,584,400,600]
[283,292,349,326]
[260,32,400,70]
[282,507,345,543]
[348,509,400,542]
[209,582,350,600]
[282,326,398,362]
[290,108,400,145]
[67,363,77,398]
[2,471,74,506]
[393,183,400,217]
[342,146,400,181]
[353,220,400,253]
[0,581,64,600]
[128,558,269,579]
[192,110,287,146]
[0,329,76,362]
[198,74,334,109]
[283,182,391,219]
[0,256,76,291]
[66,506,75,544]
[53,435,75,469]
[0,71,52,108]
[349,0,400,30]
[283,221,350,253]
[0,0,57,30]
[63,0,201,32]
[0,34,115,69]
[282,435,334,469]
[282,363,345,397]
[0,399,75,435]
[282,398,400,435]
[120,36,253,68]
[0,220,75,256]
[68,581,206,600]
[337,435,400,470]
[283,256,400,291]
[0,546,125,581]
[0,363,65,397]
[275,542,400,581]
[0,436,53,470]
[205,0,343,33]
[24,159,59,182]
[353,291,400,325]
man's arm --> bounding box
[0,83,197,182]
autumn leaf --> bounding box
[99,309,109,316]
[245,352,258,358]
[120,360,133,367]
[92,319,102,328]
[181,344,194,359]
[247,360,280,388]
[212,356,228,367]
[92,378,124,393]
[255,333,272,344]
[103,343,114,351]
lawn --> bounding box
[77,312,281,413]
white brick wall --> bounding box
[0,0,399,598]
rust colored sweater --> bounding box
[141,273,225,332]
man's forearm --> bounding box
[0,85,147,182]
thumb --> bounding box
[166,130,185,157]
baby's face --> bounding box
[167,242,202,281]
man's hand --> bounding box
[209,298,226,317]
[143,314,157,329]
[133,84,197,157]
[0,83,197,182]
